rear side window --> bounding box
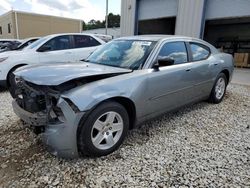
[158,42,188,64]
[190,43,210,61]
[42,35,71,51]
[74,35,101,48]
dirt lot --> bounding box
[0,84,250,187]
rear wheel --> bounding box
[78,101,129,157]
[209,73,227,104]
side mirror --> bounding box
[37,45,51,52]
[153,57,175,69]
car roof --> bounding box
[22,37,40,40]
[114,35,218,53]
[45,33,100,38]
[41,33,106,44]
[116,35,204,42]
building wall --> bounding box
[16,12,82,39]
[138,0,177,21]
[0,12,15,39]
[0,11,82,39]
[120,0,137,36]
[121,0,250,38]
[175,0,206,38]
[206,0,250,20]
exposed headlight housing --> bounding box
[0,57,8,63]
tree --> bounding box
[107,13,120,28]
[82,13,120,31]
[82,21,86,31]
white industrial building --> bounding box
[121,0,250,54]
[82,27,121,39]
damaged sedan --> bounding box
[12,35,234,158]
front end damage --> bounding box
[12,78,85,158]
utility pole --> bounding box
[105,0,108,35]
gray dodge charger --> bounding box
[12,35,234,158]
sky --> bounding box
[0,0,121,22]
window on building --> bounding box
[158,42,188,64]
[73,35,101,48]
[8,23,11,33]
[190,43,210,61]
[0,26,2,35]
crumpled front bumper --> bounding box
[12,98,85,159]
[12,100,47,126]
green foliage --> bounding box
[82,13,120,31]
[108,13,120,28]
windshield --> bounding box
[25,36,49,50]
[16,39,38,50]
[86,40,156,70]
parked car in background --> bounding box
[12,35,234,158]
[93,34,113,42]
[0,37,39,53]
[0,39,22,47]
[0,33,105,90]
[13,37,40,51]
[0,40,21,53]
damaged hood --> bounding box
[14,61,132,86]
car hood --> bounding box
[0,48,32,57]
[14,61,132,86]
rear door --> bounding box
[187,42,214,98]
[72,35,102,61]
[38,35,74,63]
[145,41,195,116]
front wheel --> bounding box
[209,73,227,104]
[77,101,129,157]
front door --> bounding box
[144,41,195,117]
[38,35,74,64]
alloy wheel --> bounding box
[91,111,124,150]
[215,77,226,100]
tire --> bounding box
[8,69,18,98]
[78,101,129,157]
[209,73,227,104]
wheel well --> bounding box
[108,97,136,130]
[7,64,27,86]
[221,69,230,84]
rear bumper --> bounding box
[12,98,85,159]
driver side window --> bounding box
[158,42,188,65]
[41,35,71,51]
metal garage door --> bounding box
[137,0,177,35]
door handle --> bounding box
[186,68,191,72]
[214,63,218,66]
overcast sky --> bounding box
[0,0,121,22]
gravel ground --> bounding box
[0,84,250,187]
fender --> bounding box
[60,70,150,118]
